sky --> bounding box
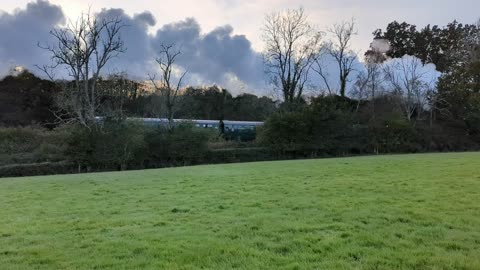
[0,0,478,95]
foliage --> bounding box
[436,21,480,134]
[0,70,59,127]
[373,20,479,73]
[2,16,480,178]
[226,93,278,121]
[260,94,480,156]
[368,113,419,153]
[174,86,230,120]
[96,74,141,120]
[260,96,362,156]
[0,161,74,178]
[145,123,214,166]
[174,87,278,122]
[206,147,273,164]
[0,126,67,166]
[65,121,147,171]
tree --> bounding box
[0,69,60,127]
[262,8,322,104]
[173,87,277,121]
[355,39,389,117]
[149,44,187,125]
[39,11,125,127]
[96,73,140,120]
[374,20,479,73]
[383,55,439,122]
[315,19,358,97]
[437,19,480,134]
[260,95,358,156]
[373,21,418,60]
[226,93,278,121]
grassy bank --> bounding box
[0,153,479,269]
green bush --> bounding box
[465,109,480,137]
[259,95,461,156]
[0,161,75,177]
[368,114,420,153]
[65,121,147,171]
[259,96,363,157]
[258,110,310,155]
[206,147,274,164]
[0,126,67,166]
[145,123,215,167]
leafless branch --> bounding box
[313,18,357,97]
[38,10,126,127]
[262,8,323,103]
[150,43,188,124]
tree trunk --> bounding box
[340,78,347,97]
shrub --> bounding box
[145,123,215,167]
[65,121,147,171]
[367,114,420,153]
[0,161,74,177]
[258,110,310,155]
[259,96,362,157]
[0,126,68,166]
[206,147,274,164]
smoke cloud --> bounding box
[370,39,391,53]
[0,0,65,75]
[0,1,442,97]
[0,1,265,94]
[150,18,265,94]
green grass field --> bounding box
[0,153,479,269]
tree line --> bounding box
[0,8,479,177]
[261,8,479,157]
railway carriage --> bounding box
[132,118,264,141]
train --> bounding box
[134,118,264,141]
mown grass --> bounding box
[0,152,479,269]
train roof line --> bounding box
[101,117,264,124]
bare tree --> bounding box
[38,11,125,127]
[351,61,386,114]
[262,8,322,104]
[383,55,438,122]
[426,88,452,127]
[351,71,370,112]
[149,44,187,125]
[363,42,388,117]
[314,19,357,97]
